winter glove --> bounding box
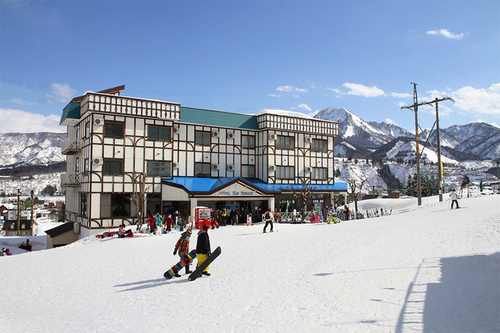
[173,250,177,255]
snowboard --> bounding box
[164,250,197,280]
[188,246,222,281]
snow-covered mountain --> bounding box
[314,107,500,161]
[0,109,497,196]
[0,132,66,168]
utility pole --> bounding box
[419,97,455,202]
[402,84,454,205]
[31,190,34,233]
[17,189,21,236]
[402,83,422,205]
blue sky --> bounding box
[1,0,499,133]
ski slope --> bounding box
[1,195,499,332]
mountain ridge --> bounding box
[313,107,500,161]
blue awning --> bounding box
[163,177,347,194]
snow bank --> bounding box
[1,195,499,332]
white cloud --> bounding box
[343,83,385,97]
[327,87,344,97]
[10,98,36,106]
[0,108,65,133]
[276,85,308,93]
[391,92,411,98]
[297,104,312,112]
[46,83,76,104]
[451,83,500,115]
[268,93,281,98]
[427,29,467,40]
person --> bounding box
[118,224,126,238]
[155,213,163,236]
[173,228,193,277]
[1,248,12,256]
[196,222,212,276]
[450,189,460,209]
[146,214,156,234]
[263,209,274,233]
[165,215,173,233]
[19,239,32,251]
[344,205,350,220]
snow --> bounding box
[257,109,315,119]
[1,195,499,332]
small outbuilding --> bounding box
[45,222,78,248]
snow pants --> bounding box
[263,219,273,232]
[196,254,210,272]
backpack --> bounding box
[265,211,270,219]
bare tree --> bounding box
[348,178,366,219]
[291,177,315,221]
[126,172,150,226]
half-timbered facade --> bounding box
[60,86,347,237]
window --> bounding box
[101,193,131,218]
[148,126,171,141]
[312,167,328,180]
[242,135,256,149]
[103,159,123,175]
[195,162,212,177]
[104,121,124,138]
[242,165,255,178]
[80,192,88,217]
[75,157,80,173]
[195,131,211,146]
[311,139,328,152]
[276,166,294,179]
[84,158,89,173]
[147,161,171,177]
[85,121,90,138]
[276,136,295,150]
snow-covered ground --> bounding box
[1,195,499,332]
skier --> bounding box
[263,209,274,233]
[196,222,212,276]
[450,189,460,209]
[173,228,193,277]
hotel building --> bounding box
[60,86,347,237]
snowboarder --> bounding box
[195,222,212,276]
[1,248,12,256]
[263,209,274,233]
[155,213,163,236]
[450,189,460,209]
[173,228,193,277]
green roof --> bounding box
[60,102,81,125]
[180,107,258,130]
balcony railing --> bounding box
[61,173,82,187]
[61,137,82,155]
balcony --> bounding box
[61,137,81,155]
[61,173,82,187]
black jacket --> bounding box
[196,229,211,255]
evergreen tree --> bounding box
[461,174,470,188]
